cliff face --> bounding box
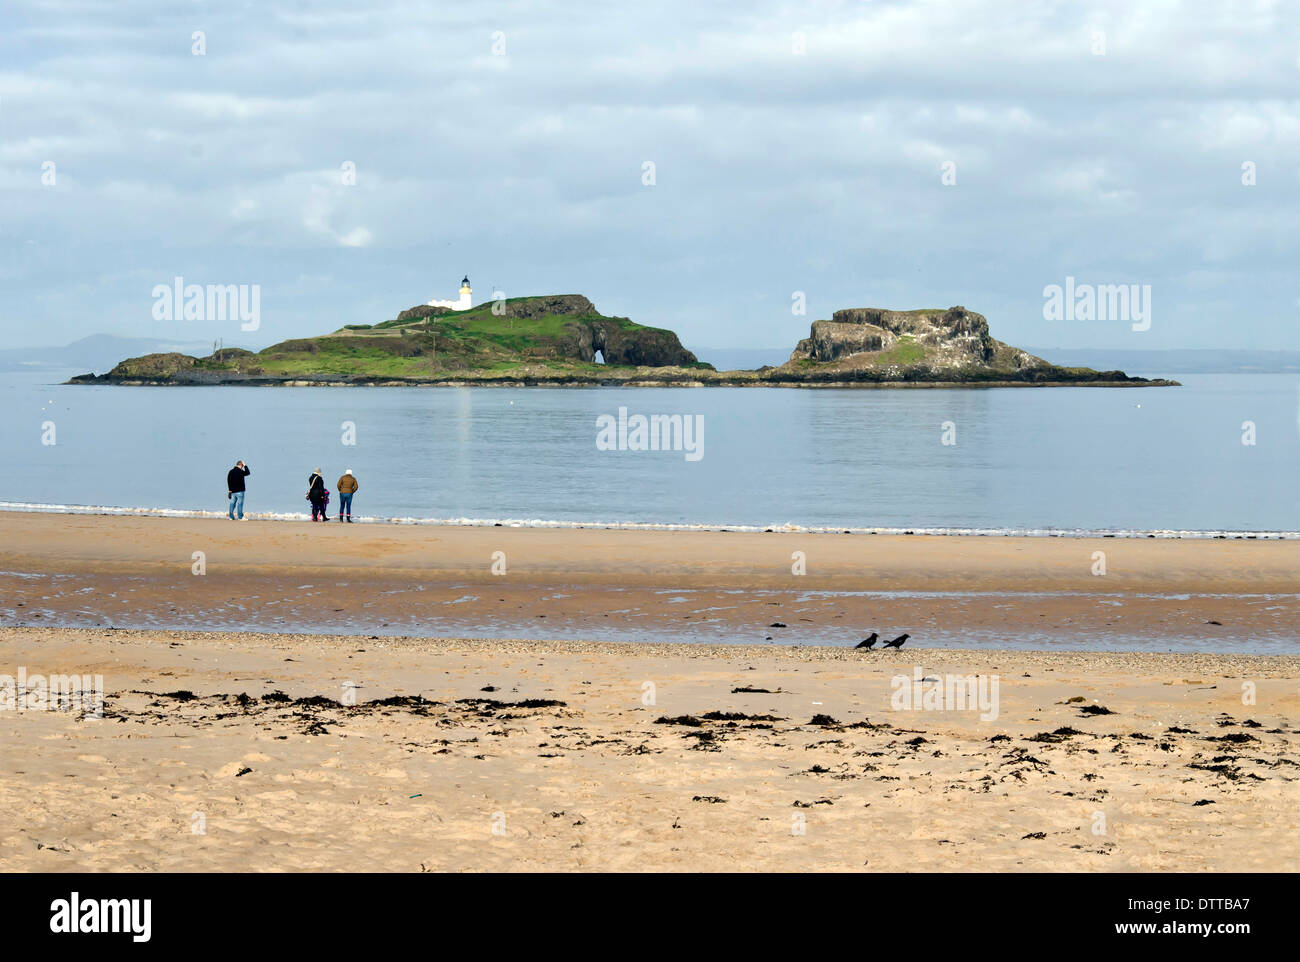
[498,296,697,366]
[588,319,696,366]
[792,306,998,365]
[501,294,595,320]
[394,304,452,323]
[785,305,1051,378]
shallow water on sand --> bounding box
[3,572,1295,654]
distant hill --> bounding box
[1025,348,1300,375]
[689,347,792,370]
[69,297,1175,387]
[0,334,218,374]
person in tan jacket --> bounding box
[337,469,359,523]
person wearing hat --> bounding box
[337,469,359,523]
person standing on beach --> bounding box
[227,461,250,520]
[337,469,358,523]
[307,468,328,522]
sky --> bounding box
[2,0,1298,355]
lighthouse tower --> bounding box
[428,276,473,311]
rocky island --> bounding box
[69,295,1177,387]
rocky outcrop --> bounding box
[546,318,698,366]
[206,347,256,360]
[396,304,452,323]
[398,295,597,325]
[105,352,199,379]
[793,322,888,361]
[503,294,596,320]
[587,319,697,367]
[490,294,695,365]
[790,306,997,367]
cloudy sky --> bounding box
[2,0,1298,354]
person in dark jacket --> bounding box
[307,468,328,522]
[336,469,358,523]
[227,461,250,520]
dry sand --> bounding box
[0,626,1296,872]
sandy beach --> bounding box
[1,512,1297,872]
[0,625,1296,872]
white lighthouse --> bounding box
[429,276,472,311]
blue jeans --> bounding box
[339,493,353,517]
[229,490,245,519]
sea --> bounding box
[1,369,1297,535]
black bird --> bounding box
[881,633,910,650]
[855,633,878,650]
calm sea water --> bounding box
[1,369,1297,533]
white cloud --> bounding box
[1,0,1298,351]
[337,227,373,248]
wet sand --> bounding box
[2,512,1298,650]
[1,626,1296,872]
